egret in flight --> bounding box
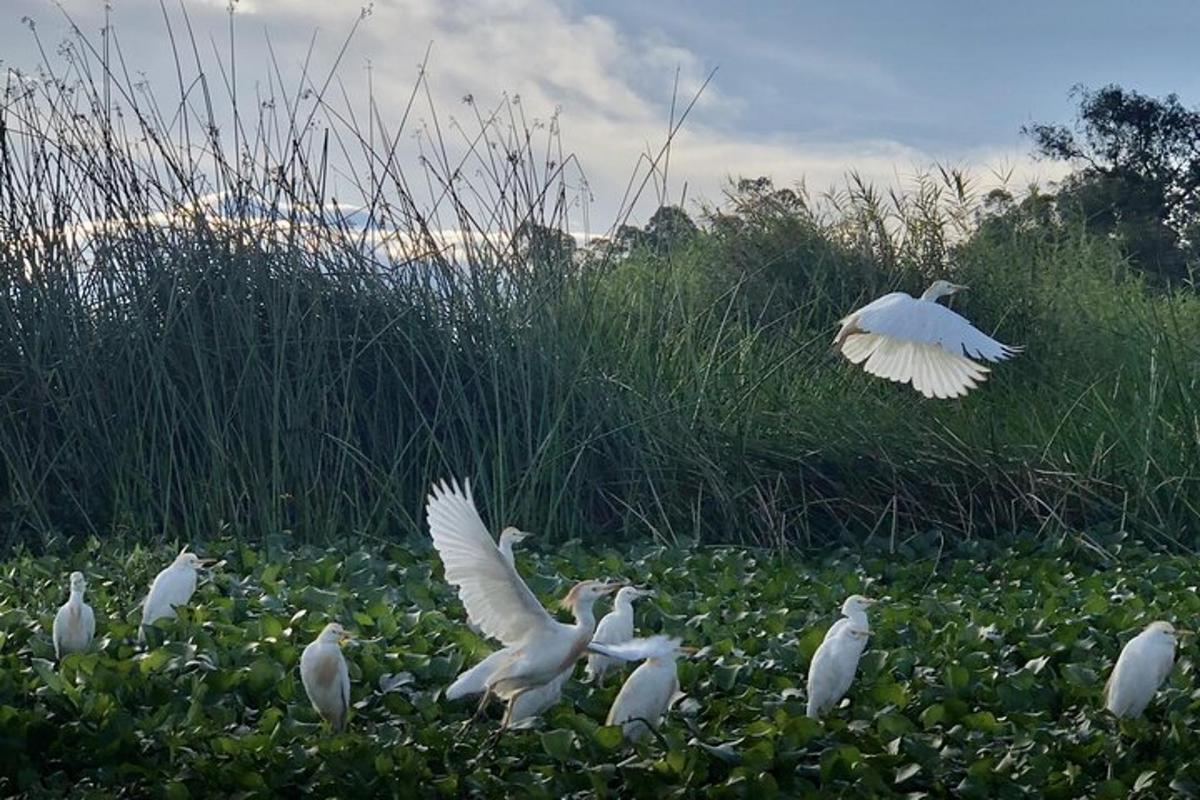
[52,571,95,660]
[834,280,1022,399]
[301,622,352,732]
[589,635,695,742]
[468,527,532,636]
[426,478,624,729]
[1105,621,1187,718]
[806,621,870,718]
[139,550,215,642]
[585,586,654,685]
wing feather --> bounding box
[587,635,678,662]
[426,478,554,646]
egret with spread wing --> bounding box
[589,635,695,742]
[426,478,623,729]
[834,280,1021,399]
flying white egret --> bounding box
[139,550,215,642]
[588,635,695,742]
[52,571,95,660]
[1105,621,1188,718]
[426,477,624,728]
[300,622,352,732]
[806,621,870,718]
[834,280,1022,399]
[586,586,653,684]
[822,595,876,643]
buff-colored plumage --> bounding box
[300,623,352,732]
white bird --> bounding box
[52,571,95,660]
[589,635,695,742]
[445,650,573,723]
[468,527,532,635]
[834,280,1022,399]
[822,594,876,643]
[586,586,653,684]
[139,550,215,641]
[426,477,624,728]
[806,621,870,718]
[300,622,352,732]
[1105,620,1188,718]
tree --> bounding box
[1025,84,1200,282]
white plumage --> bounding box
[426,478,622,727]
[468,527,531,636]
[52,571,95,660]
[1105,620,1183,718]
[585,586,652,684]
[139,551,214,642]
[591,635,692,742]
[300,622,352,732]
[834,280,1021,399]
[806,621,869,718]
[821,594,875,643]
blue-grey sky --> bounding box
[4,1,1199,229]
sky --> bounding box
[3,0,1199,233]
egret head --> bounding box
[841,595,876,617]
[1147,620,1189,641]
[175,552,217,569]
[319,622,352,645]
[920,279,968,302]
[499,526,534,545]
[560,580,625,611]
[616,586,654,605]
[69,571,86,594]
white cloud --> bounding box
[6,0,1065,234]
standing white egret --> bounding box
[300,622,352,732]
[139,550,215,641]
[588,635,695,742]
[586,586,653,684]
[52,571,95,660]
[426,477,624,728]
[822,595,876,642]
[1105,621,1187,718]
[806,622,870,718]
[468,527,532,636]
[834,280,1022,399]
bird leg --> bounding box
[499,689,527,731]
[459,687,493,735]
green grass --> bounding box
[3,533,1200,797]
[1,16,1200,552]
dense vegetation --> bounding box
[2,532,1198,797]
[2,18,1200,555]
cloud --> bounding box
[5,0,1064,233]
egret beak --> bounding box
[862,597,878,605]
[339,632,354,644]
[951,283,969,293]
[1176,629,1194,637]
[198,558,218,567]
[678,645,699,656]
[601,581,628,595]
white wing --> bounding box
[837,293,1020,399]
[142,565,197,625]
[445,648,516,700]
[426,478,554,646]
[52,605,68,658]
[806,630,866,717]
[587,635,679,663]
[82,603,96,643]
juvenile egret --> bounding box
[588,635,695,742]
[139,550,215,641]
[822,595,876,642]
[52,571,95,660]
[1105,621,1188,718]
[806,622,870,718]
[834,280,1022,399]
[585,586,654,684]
[300,622,352,732]
[426,477,624,728]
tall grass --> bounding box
[1,12,1198,552]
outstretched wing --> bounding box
[426,478,555,646]
[837,294,1021,399]
[587,635,679,662]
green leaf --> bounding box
[895,763,921,785]
[593,725,624,750]
[541,729,576,761]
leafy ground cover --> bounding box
[1,532,1198,797]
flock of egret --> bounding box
[46,473,1186,745]
[46,283,1180,751]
